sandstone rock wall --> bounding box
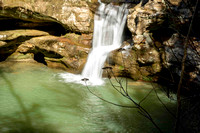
[127,0,166,44]
[126,0,200,84]
[1,0,98,33]
[0,29,90,73]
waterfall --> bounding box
[82,3,128,85]
[60,3,128,85]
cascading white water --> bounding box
[81,3,128,85]
[60,3,128,85]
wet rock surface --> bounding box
[107,40,161,81]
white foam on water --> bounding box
[59,73,104,86]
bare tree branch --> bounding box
[175,0,199,132]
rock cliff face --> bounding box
[108,0,167,80]
[126,0,200,84]
[0,0,94,73]
[0,29,90,73]
[127,0,166,44]
[1,0,97,33]
[106,40,161,80]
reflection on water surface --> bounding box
[0,62,176,133]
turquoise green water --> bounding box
[0,62,176,133]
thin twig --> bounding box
[175,0,199,132]
[84,81,137,108]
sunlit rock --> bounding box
[107,40,161,81]
[1,0,97,33]
[0,29,49,61]
[0,6,66,35]
[127,0,166,44]
[0,41,6,47]
[15,35,89,73]
[168,0,182,6]
[64,33,93,47]
[0,30,49,41]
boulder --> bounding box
[12,35,90,73]
[168,0,182,6]
[0,29,90,73]
[64,33,93,47]
[0,29,49,41]
[0,29,49,61]
[162,33,200,87]
[106,41,162,81]
[0,41,6,47]
[127,0,166,44]
[126,0,200,88]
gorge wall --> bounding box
[1,0,98,33]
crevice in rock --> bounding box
[151,27,175,42]
[137,61,154,67]
[34,52,47,65]
[0,17,66,36]
[34,46,63,59]
[0,6,68,36]
[0,36,33,61]
[123,22,133,42]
